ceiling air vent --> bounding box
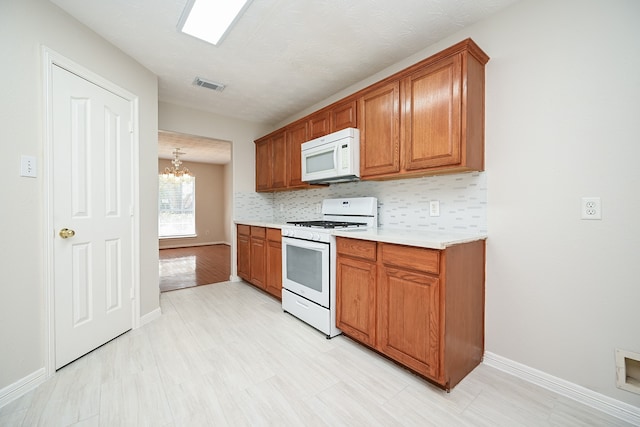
[193,77,225,92]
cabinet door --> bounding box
[265,230,282,299]
[359,81,400,178]
[378,265,440,379]
[402,54,462,171]
[250,237,266,289]
[270,132,287,189]
[336,256,377,346]
[308,110,331,139]
[286,121,308,188]
[331,99,357,132]
[255,138,271,192]
[237,231,251,281]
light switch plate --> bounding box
[20,155,37,178]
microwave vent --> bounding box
[193,77,226,92]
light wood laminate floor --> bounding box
[0,281,633,426]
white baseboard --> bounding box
[139,307,162,326]
[229,275,242,282]
[483,352,640,425]
[0,367,47,409]
[159,241,229,249]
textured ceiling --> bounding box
[158,131,231,164]
[50,0,518,163]
[50,0,518,126]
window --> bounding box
[158,175,195,238]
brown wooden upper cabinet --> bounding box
[330,99,357,132]
[359,81,401,177]
[255,124,311,192]
[362,40,488,179]
[308,110,331,140]
[255,130,286,191]
[285,121,308,188]
[255,137,271,192]
[255,39,489,191]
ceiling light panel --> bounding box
[178,0,252,46]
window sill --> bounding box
[159,234,197,240]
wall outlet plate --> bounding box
[429,200,440,217]
[581,197,601,220]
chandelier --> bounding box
[160,148,193,182]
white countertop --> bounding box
[332,228,486,250]
[235,220,486,250]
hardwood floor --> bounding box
[0,281,634,426]
[159,244,230,292]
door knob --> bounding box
[59,228,76,239]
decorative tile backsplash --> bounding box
[234,171,486,233]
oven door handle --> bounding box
[282,236,329,250]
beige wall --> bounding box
[158,160,228,248]
[0,0,158,393]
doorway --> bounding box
[157,131,232,292]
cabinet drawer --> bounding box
[250,226,266,239]
[337,237,377,261]
[380,243,439,274]
[266,227,281,242]
[237,224,250,236]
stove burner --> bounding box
[287,220,366,229]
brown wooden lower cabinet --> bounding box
[237,225,251,281]
[265,228,282,299]
[336,236,485,391]
[250,227,266,289]
[237,225,282,299]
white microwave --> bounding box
[301,127,360,184]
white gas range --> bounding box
[281,197,378,338]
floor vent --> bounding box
[616,349,640,395]
[193,77,225,92]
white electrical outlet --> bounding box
[581,197,601,220]
[429,200,440,217]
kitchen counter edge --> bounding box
[234,220,288,229]
[235,220,486,250]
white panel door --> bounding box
[52,65,133,369]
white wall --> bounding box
[0,0,159,393]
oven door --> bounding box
[282,236,330,308]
